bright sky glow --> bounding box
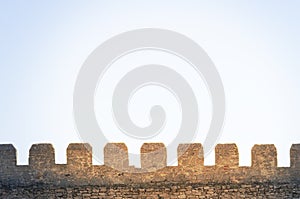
[0,1,299,167]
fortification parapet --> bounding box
[104,143,129,170]
[0,142,299,198]
[67,143,92,170]
[177,143,204,169]
[0,144,16,169]
[0,142,299,188]
[29,144,55,169]
[215,143,239,169]
[290,144,300,169]
[251,144,277,176]
[141,143,166,171]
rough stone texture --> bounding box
[251,144,277,176]
[215,144,239,169]
[104,143,129,171]
[0,144,16,168]
[0,183,299,199]
[29,144,55,169]
[67,143,92,170]
[141,143,167,171]
[290,144,300,169]
[177,143,204,168]
[0,142,299,198]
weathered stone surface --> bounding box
[177,143,204,168]
[104,143,129,170]
[251,144,277,169]
[0,142,299,198]
[0,183,299,198]
[29,144,55,168]
[141,143,167,171]
[215,144,239,169]
[0,144,16,168]
[290,144,300,169]
[67,143,92,169]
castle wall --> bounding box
[0,143,299,198]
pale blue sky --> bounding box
[0,1,299,166]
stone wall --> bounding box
[0,143,299,198]
[1,182,299,198]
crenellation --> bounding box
[104,143,129,170]
[29,144,55,169]
[67,143,92,169]
[251,144,277,176]
[140,143,166,171]
[177,143,204,168]
[290,144,300,169]
[215,144,239,169]
[0,144,16,168]
[0,142,299,193]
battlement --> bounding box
[0,144,16,169]
[29,144,55,168]
[0,143,299,187]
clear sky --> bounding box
[0,0,299,167]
